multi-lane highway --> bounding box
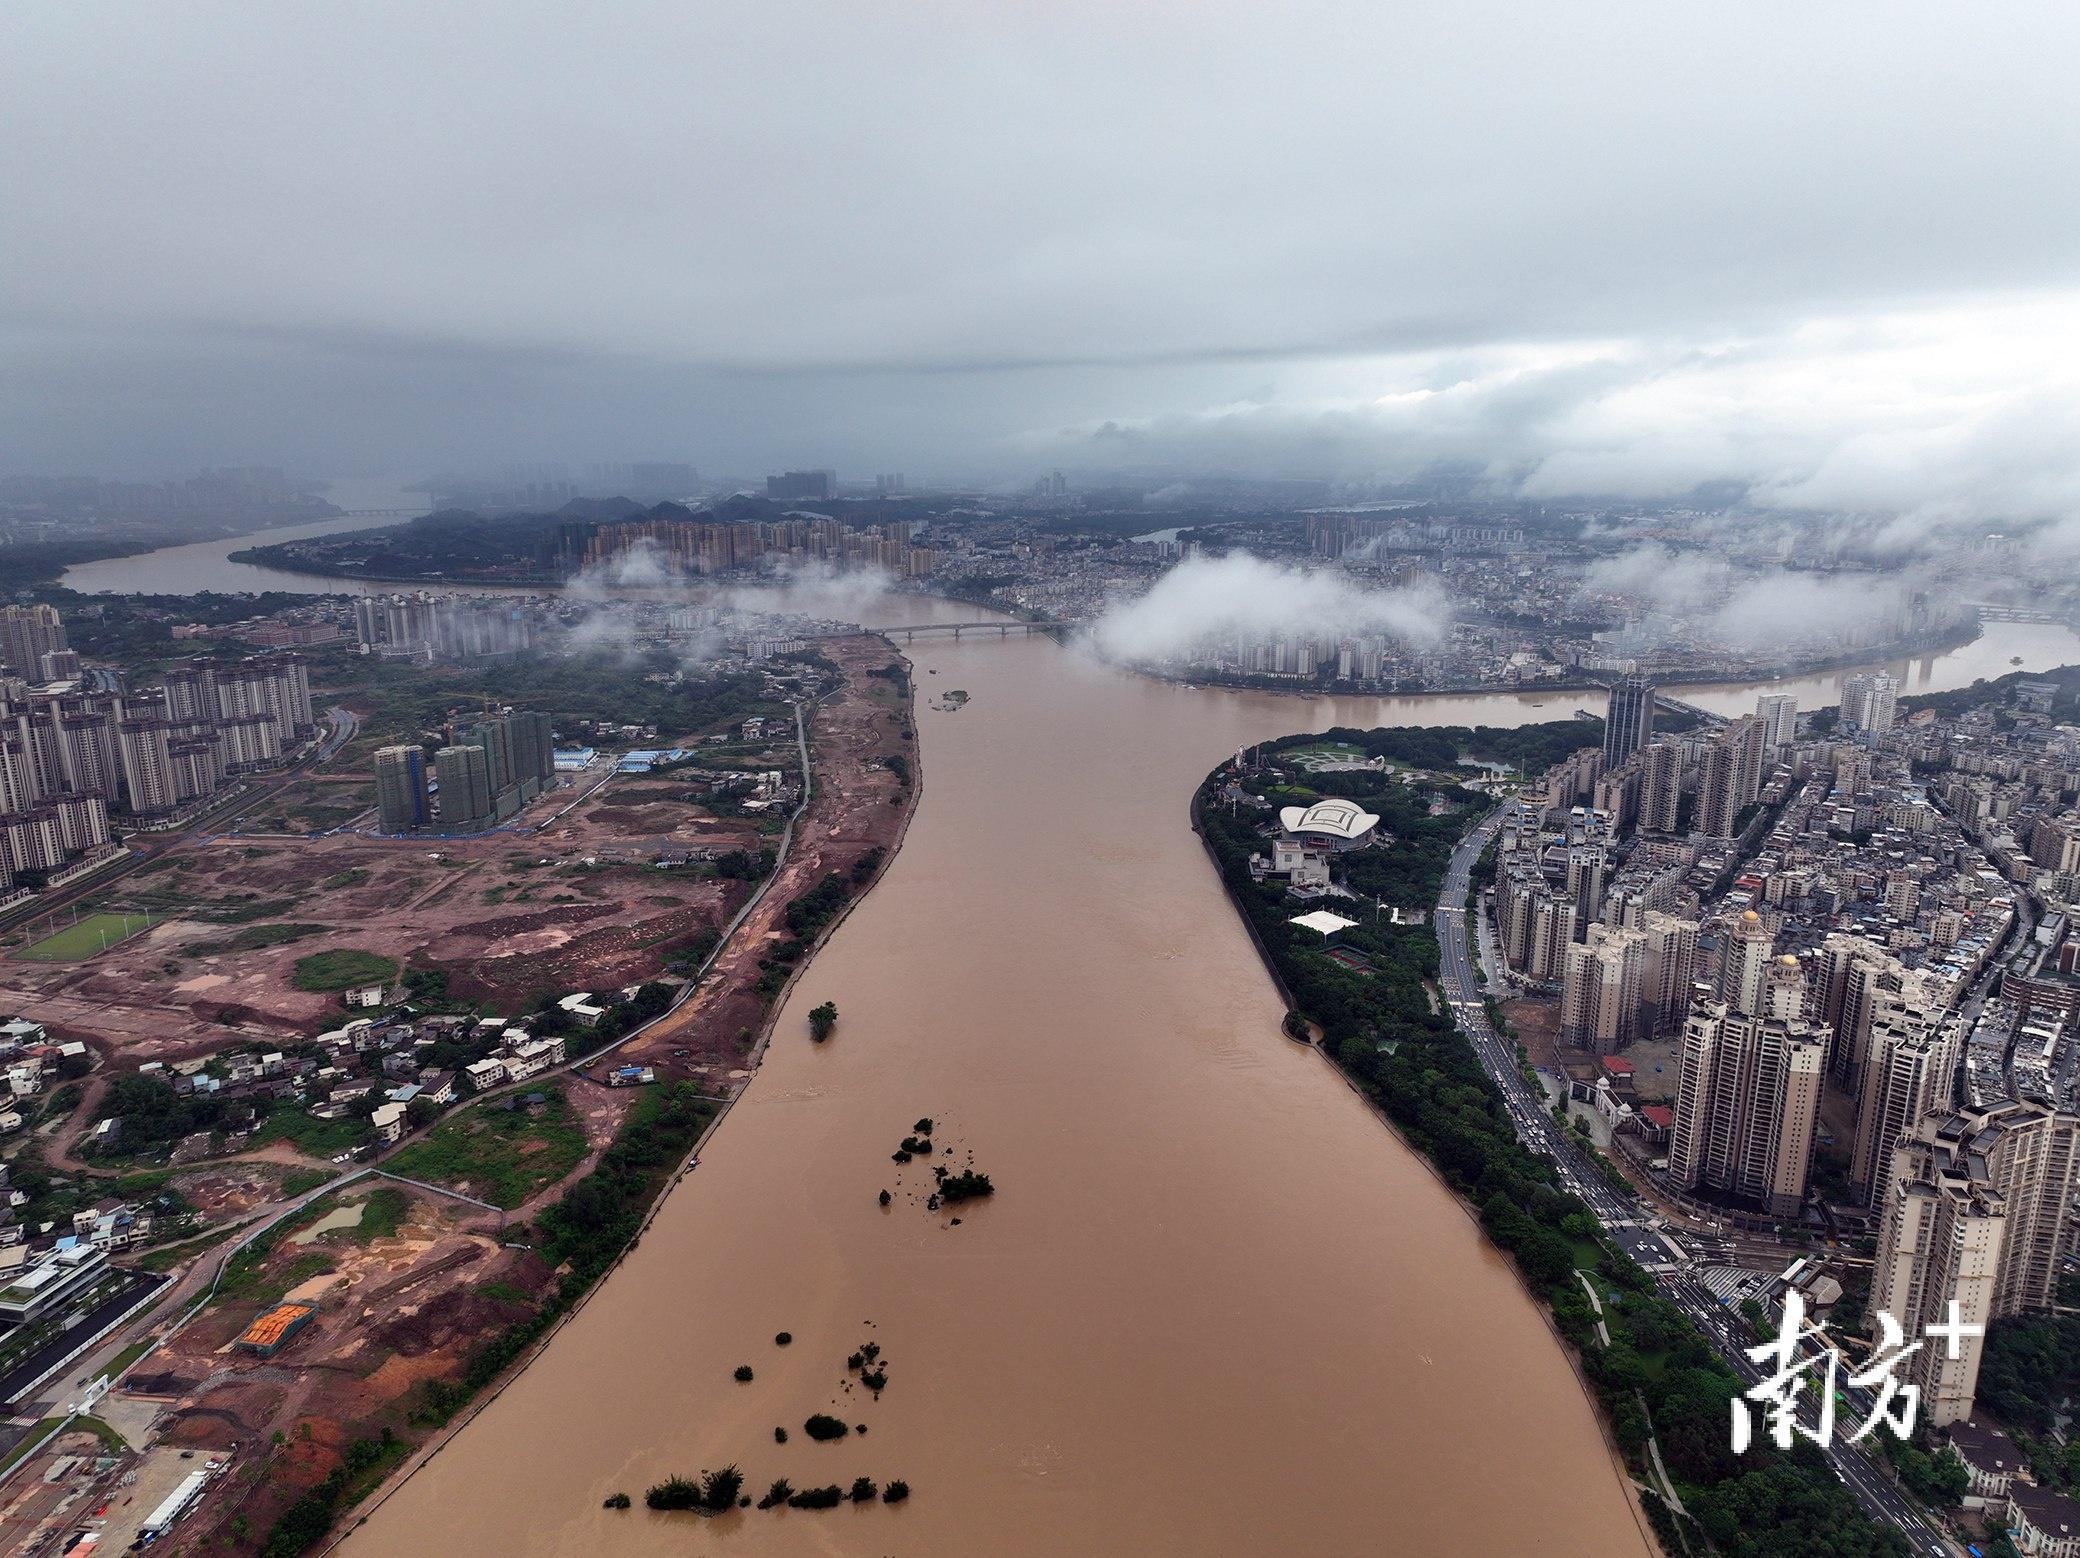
[1432,809,1957,1557]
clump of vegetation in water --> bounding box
[734,1364,754,1382]
[848,1477,878,1503]
[602,1492,631,1510]
[803,1414,849,1441]
[899,1134,932,1156]
[913,1117,933,1134]
[774,1331,792,1346]
[936,1169,994,1203]
[808,1001,837,1041]
[877,1189,891,1206]
[774,1426,788,1443]
[647,1468,743,1513]
[699,1467,744,1512]
[883,1479,910,1503]
[757,1478,793,1510]
[645,1477,700,1511]
[788,1485,844,1509]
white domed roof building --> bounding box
[1277,798,1381,852]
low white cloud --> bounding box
[1034,297,2080,555]
[1085,553,1447,664]
[729,557,896,622]
[1573,542,1934,653]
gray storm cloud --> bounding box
[1086,554,1448,664]
[0,0,2076,518]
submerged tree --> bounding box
[700,1465,745,1512]
[809,1001,838,1041]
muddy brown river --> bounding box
[298,593,2071,1557]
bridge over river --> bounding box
[865,618,1067,641]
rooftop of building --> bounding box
[1278,798,1380,841]
[238,1301,317,1351]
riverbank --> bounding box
[1190,794,1658,1549]
[1194,737,1910,1558]
[1140,619,1986,704]
[155,634,926,1556]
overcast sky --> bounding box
[3,1,2076,521]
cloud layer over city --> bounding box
[2,1,2076,528]
[1086,555,1447,665]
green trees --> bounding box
[92,1073,223,1152]
[645,1476,701,1510]
[936,1170,994,1203]
[786,875,850,939]
[644,1467,740,1513]
[1878,1432,1969,1506]
[803,1414,849,1441]
[1979,1311,2080,1434]
[809,1002,838,1041]
[700,1466,744,1512]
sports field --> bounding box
[13,912,155,961]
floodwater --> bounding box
[337,607,2080,1557]
[65,527,2080,1553]
[288,1201,364,1245]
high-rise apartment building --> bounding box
[435,745,493,830]
[1871,1098,2080,1424]
[1870,1119,2007,1426]
[1669,999,1826,1216]
[1696,716,1770,839]
[374,745,430,833]
[1813,933,1932,1094]
[0,606,67,683]
[1850,1007,1962,1205]
[115,718,177,817]
[1602,674,1655,769]
[1560,928,1646,1052]
[1565,846,1608,927]
[1717,909,1776,1017]
[1755,692,1799,750]
[765,469,836,502]
[1559,910,1698,1052]
[1841,671,1900,734]
[1639,740,1681,835]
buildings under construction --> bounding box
[374,707,556,835]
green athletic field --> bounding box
[13,912,154,961]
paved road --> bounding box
[1432,809,1956,1558]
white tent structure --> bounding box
[1289,909,1359,938]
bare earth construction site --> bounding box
[0,633,918,1555]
